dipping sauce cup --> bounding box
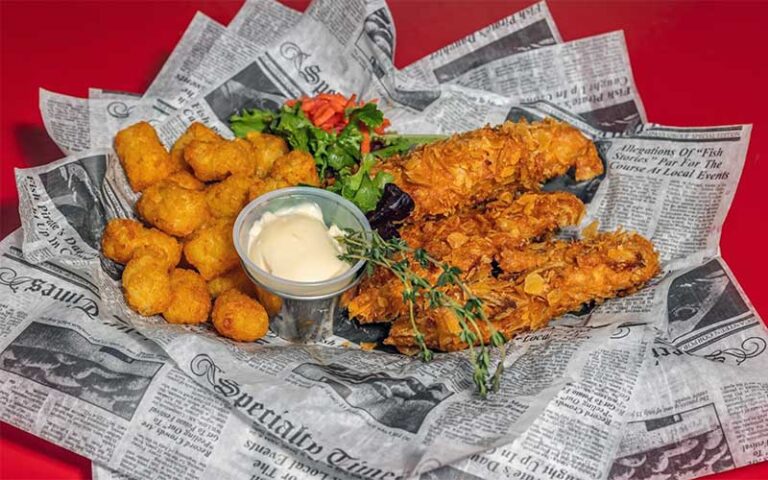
[233,187,371,342]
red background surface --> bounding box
[1,1,767,479]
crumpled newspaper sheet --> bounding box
[2,1,767,480]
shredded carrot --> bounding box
[361,128,371,154]
[285,93,390,154]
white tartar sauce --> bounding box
[247,203,350,282]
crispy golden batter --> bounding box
[212,289,269,341]
[183,218,240,280]
[101,218,181,268]
[207,266,283,316]
[245,131,290,177]
[171,122,223,172]
[165,170,206,191]
[185,138,256,181]
[248,150,321,200]
[137,180,210,237]
[384,231,660,353]
[344,192,586,324]
[208,265,257,298]
[122,246,172,316]
[205,174,254,218]
[163,269,211,324]
[374,118,603,220]
[115,122,177,192]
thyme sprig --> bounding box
[338,230,507,397]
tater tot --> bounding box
[207,266,283,317]
[253,284,283,317]
[170,122,223,172]
[205,174,253,218]
[212,289,269,341]
[247,150,321,201]
[137,181,210,237]
[122,247,172,316]
[165,170,205,191]
[208,265,257,298]
[114,122,178,192]
[101,218,181,268]
[183,218,240,280]
[245,132,289,177]
[269,150,321,186]
[163,269,211,324]
[185,138,256,182]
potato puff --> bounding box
[208,265,257,298]
[122,246,173,316]
[205,174,254,218]
[165,170,205,191]
[207,266,283,317]
[170,122,223,172]
[137,180,210,237]
[183,217,240,280]
[253,285,283,317]
[245,131,289,177]
[247,151,320,201]
[115,122,178,192]
[184,138,256,182]
[101,218,181,268]
[163,269,211,324]
[212,289,269,342]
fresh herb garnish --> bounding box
[338,230,507,397]
[230,100,394,212]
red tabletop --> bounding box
[1,1,767,479]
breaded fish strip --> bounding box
[183,218,240,280]
[163,269,211,324]
[205,174,254,218]
[245,131,290,177]
[185,138,256,181]
[374,118,603,219]
[170,122,223,172]
[137,180,210,237]
[384,231,660,352]
[212,289,269,341]
[344,192,585,323]
[115,122,178,192]
[122,246,172,316]
[248,150,321,201]
[101,218,181,268]
[208,266,283,316]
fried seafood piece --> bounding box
[248,150,321,201]
[343,191,585,323]
[137,180,210,237]
[374,118,603,219]
[163,269,211,324]
[170,122,223,171]
[185,138,256,181]
[207,266,283,317]
[384,231,660,353]
[165,170,206,191]
[122,246,173,316]
[205,174,254,218]
[212,289,269,341]
[101,218,181,268]
[183,218,240,280]
[115,122,178,192]
[245,131,290,177]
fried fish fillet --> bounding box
[384,231,660,353]
[374,118,603,220]
[343,192,586,324]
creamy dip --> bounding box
[247,203,350,282]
